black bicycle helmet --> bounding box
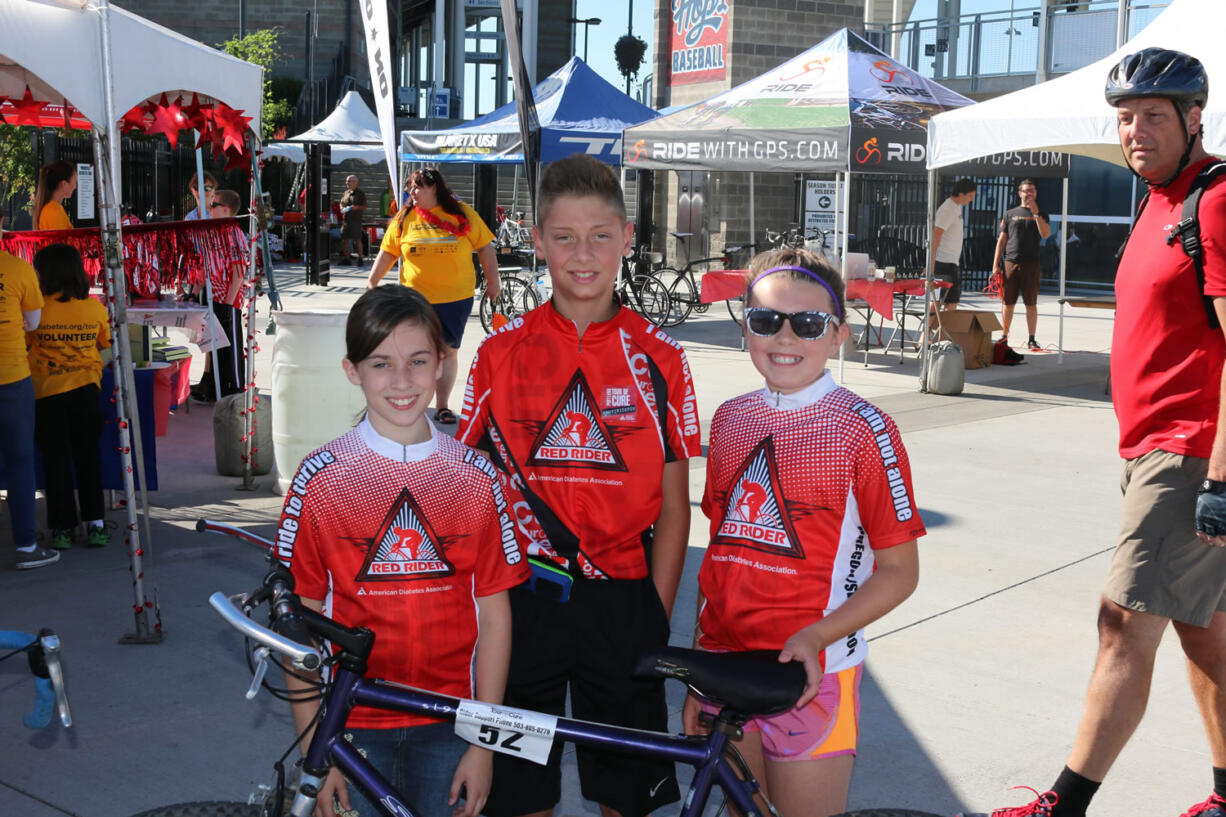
[1106,48,1209,187]
[1105,48,1208,109]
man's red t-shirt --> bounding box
[1113,157,1226,460]
[698,376,926,675]
[458,302,702,580]
[277,421,527,728]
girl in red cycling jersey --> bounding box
[683,248,925,817]
[278,285,526,817]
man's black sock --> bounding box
[1213,766,1226,800]
[1029,334,1037,344]
[1050,766,1100,817]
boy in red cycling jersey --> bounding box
[458,154,701,817]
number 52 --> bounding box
[478,724,524,751]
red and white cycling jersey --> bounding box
[458,302,702,580]
[277,420,527,728]
[698,375,926,675]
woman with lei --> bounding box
[367,167,500,425]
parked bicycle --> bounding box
[494,208,534,267]
[653,233,754,327]
[619,246,673,327]
[478,271,540,333]
[138,521,939,817]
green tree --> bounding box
[219,28,293,140]
[0,125,38,217]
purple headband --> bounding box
[747,265,843,320]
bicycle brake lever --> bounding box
[247,646,272,700]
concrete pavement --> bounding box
[1,263,1208,817]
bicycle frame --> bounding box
[299,669,764,817]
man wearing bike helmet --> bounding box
[963,48,1226,817]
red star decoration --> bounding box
[222,147,251,176]
[119,105,149,134]
[211,103,253,154]
[181,93,209,131]
[145,97,189,148]
[8,87,47,127]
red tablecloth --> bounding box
[699,269,750,303]
[701,270,948,322]
[846,278,950,321]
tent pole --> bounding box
[748,171,756,249]
[920,168,937,392]
[240,137,262,490]
[1058,174,1069,364]
[836,171,845,384]
[195,147,223,401]
[97,0,160,643]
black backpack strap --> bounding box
[1116,189,1152,264]
[1167,160,1226,330]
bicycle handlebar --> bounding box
[209,591,323,672]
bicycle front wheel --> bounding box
[480,275,540,333]
[657,269,694,326]
[125,802,262,817]
[625,275,672,327]
[726,295,746,327]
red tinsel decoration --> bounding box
[0,219,257,300]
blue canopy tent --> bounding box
[400,57,659,166]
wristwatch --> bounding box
[1201,479,1226,495]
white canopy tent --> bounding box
[264,90,385,164]
[924,0,1224,375]
[0,0,262,134]
[1,0,264,641]
[928,0,1225,168]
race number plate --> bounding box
[454,701,558,766]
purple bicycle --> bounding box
[127,522,937,817]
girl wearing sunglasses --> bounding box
[682,248,925,817]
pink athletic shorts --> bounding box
[701,664,862,762]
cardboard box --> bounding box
[930,310,1003,369]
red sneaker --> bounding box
[1180,793,1226,817]
[958,787,1058,817]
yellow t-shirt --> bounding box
[26,296,111,399]
[380,201,494,304]
[0,252,44,385]
[38,200,73,231]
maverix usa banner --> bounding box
[670,0,728,86]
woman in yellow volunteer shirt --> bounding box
[0,215,57,569]
[32,161,77,231]
[366,167,500,425]
[27,243,112,551]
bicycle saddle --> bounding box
[634,646,805,717]
[669,231,693,239]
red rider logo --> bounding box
[870,60,912,85]
[856,137,882,165]
[529,372,629,470]
[715,437,804,557]
[356,488,455,581]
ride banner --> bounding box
[669,0,729,86]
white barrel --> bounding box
[271,310,365,494]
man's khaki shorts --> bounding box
[1104,449,1226,627]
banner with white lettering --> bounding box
[942,151,1071,179]
[624,127,847,171]
[357,0,398,189]
[669,0,729,86]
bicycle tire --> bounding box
[626,274,672,327]
[831,811,946,817]
[479,275,539,333]
[658,269,695,326]
[125,802,262,817]
[726,295,745,327]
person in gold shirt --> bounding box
[366,167,499,425]
[0,215,57,569]
[27,243,112,551]
[32,160,77,231]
